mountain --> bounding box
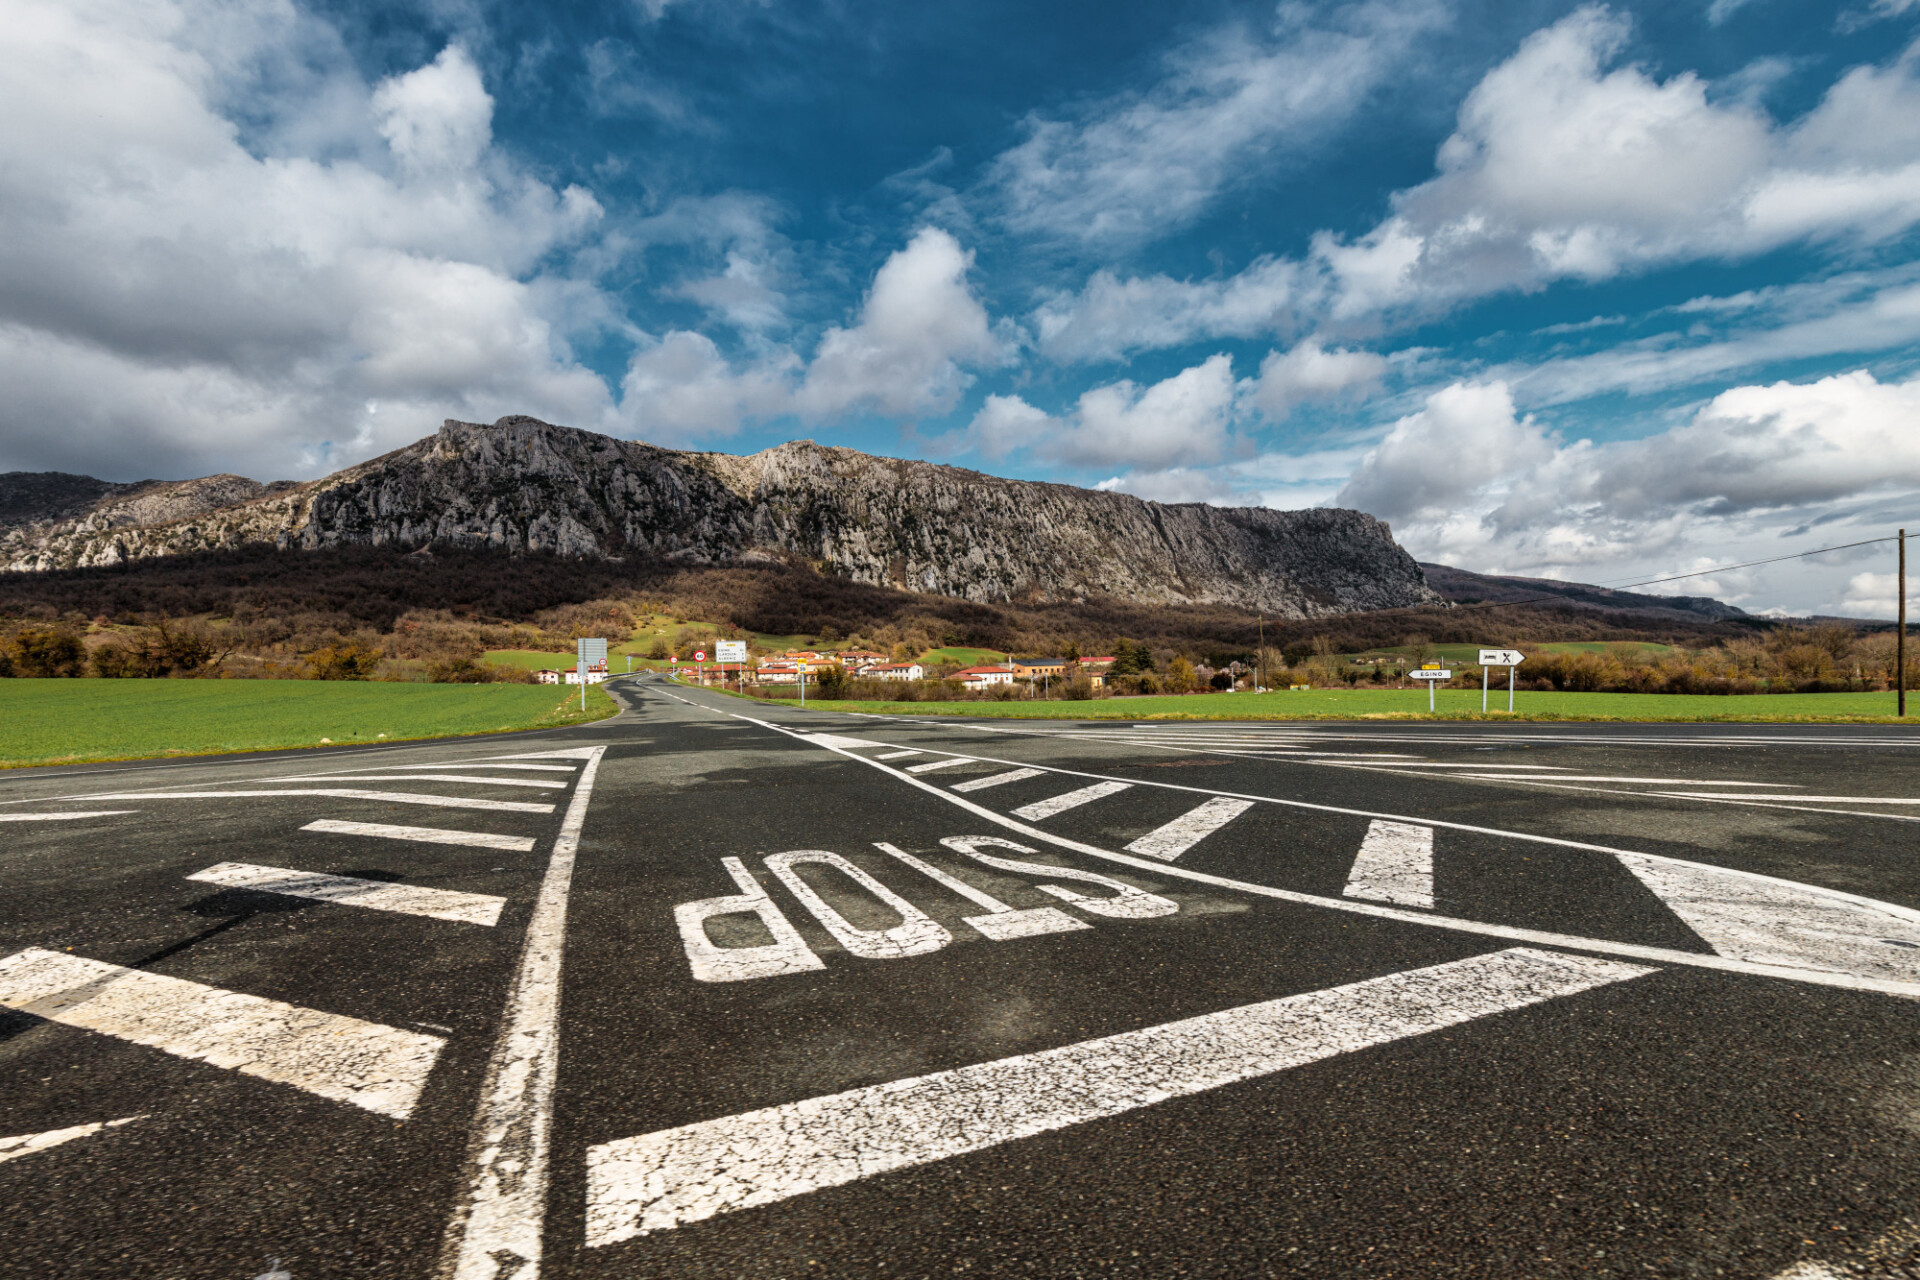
[0,416,1443,620]
[1419,562,1750,622]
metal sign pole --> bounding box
[1509,664,1515,714]
[1429,677,1436,713]
[1482,664,1488,714]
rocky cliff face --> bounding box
[1,416,1443,618]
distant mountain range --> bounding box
[1418,563,1751,623]
[0,416,1443,620]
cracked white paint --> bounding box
[187,862,506,926]
[438,746,605,1280]
[764,851,951,959]
[0,949,442,1118]
[270,774,568,789]
[940,837,1178,920]
[1344,821,1435,909]
[874,843,1089,941]
[1125,797,1253,862]
[1010,780,1132,821]
[0,811,133,822]
[87,790,555,813]
[0,1115,142,1166]
[583,947,1654,1242]
[1617,851,1920,985]
[676,858,826,983]
[951,768,1046,793]
[905,757,978,774]
[302,819,535,853]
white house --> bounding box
[535,669,562,685]
[954,664,1015,690]
[756,663,801,685]
[865,662,924,681]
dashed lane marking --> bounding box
[439,745,606,1280]
[1124,796,1255,862]
[82,790,555,813]
[1010,780,1133,821]
[904,757,979,774]
[950,767,1046,793]
[302,819,536,853]
[876,750,923,760]
[1660,792,1920,804]
[266,774,569,789]
[1344,821,1436,909]
[186,862,507,927]
[0,811,135,822]
[583,947,1654,1242]
[0,1116,143,1167]
[0,949,444,1118]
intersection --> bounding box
[3,677,1919,1277]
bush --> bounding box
[426,655,527,683]
[7,628,85,677]
[306,640,381,680]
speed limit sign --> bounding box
[694,650,706,662]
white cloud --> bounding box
[965,393,1054,460]
[794,227,1011,420]
[1037,354,1240,471]
[1333,370,1920,606]
[1032,258,1307,365]
[1252,339,1390,418]
[0,0,610,479]
[982,1,1444,248]
[616,330,797,439]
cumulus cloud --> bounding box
[965,393,1054,460]
[1335,370,1920,586]
[957,356,1244,472]
[795,228,1012,419]
[1034,10,1920,357]
[0,0,609,479]
[982,1,1444,248]
[1252,339,1390,418]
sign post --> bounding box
[1409,664,1453,713]
[1478,649,1525,713]
[716,640,747,690]
[694,649,706,686]
[577,637,607,712]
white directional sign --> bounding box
[1478,649,1525,666]
[577,638,608,667]
[715,640,747,664]
[1407,669,1453,681]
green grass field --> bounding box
[0,679,619,769]
[918,646,1012,665]
[743,686,1920,723]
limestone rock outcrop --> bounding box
[1,416,1443,618]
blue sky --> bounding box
[4,0,1920,614]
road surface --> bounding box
[4,674,1919,1279]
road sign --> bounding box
[716,640,747,664]
[576,637,607,710]
[1407,669,1453,680]
[1478,649,1525,666]
[694,650,706,662]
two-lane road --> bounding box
[4,676,1919,1278]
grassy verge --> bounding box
[0,679,619,769]
[732,686,1920,723]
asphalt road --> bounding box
[5,675,1920,1279]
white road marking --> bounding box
[874,843,1090,941]
[268,774,568,789]
[1344,821,1435,909]
[0,811,134,822]
[0,1115,142,1166]
[583,947,1653,1241]
[1660,792,1920,804]
[302,819,536,852]
[87,790,555,813]
[1010,780,1133,820]
[676,858,826,983]
[796,734,887,749]
[876,750,924,760]
[390,763,577,772]
[941,837,1179,919]
[439,746,606,1280]
[764,850,951,959]
[904,757,978,774]
[1457,775,1791,786]
[186,862,507,927]
[0,949,442,1118]
[1124,796,1254,862]
[951,768,1046,793]
[730,714,1920,1000]
[1616,852,1920,985]
[1325,762,1563,770]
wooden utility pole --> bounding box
[1901,529,1908,718]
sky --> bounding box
[4,0,1920,616]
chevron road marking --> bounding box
[0,811,134,822]
[84,790,555,813]
[904,757,978,774]
[269,774,568,789]
[1124,796,1254,861]
[584,948,1654,1243]
[186,862,507,926]
[1010,780,1132,820]
[302,819,536,852]
[1344,821,1436,909]
[950,767,1046,792]
[0,949,443,1118]
[0,1116,143,1167]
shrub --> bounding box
[306,640,381,680]
[8,628,85,677]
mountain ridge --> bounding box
[0,416,1444,620]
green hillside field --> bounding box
[0,679,618,769]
